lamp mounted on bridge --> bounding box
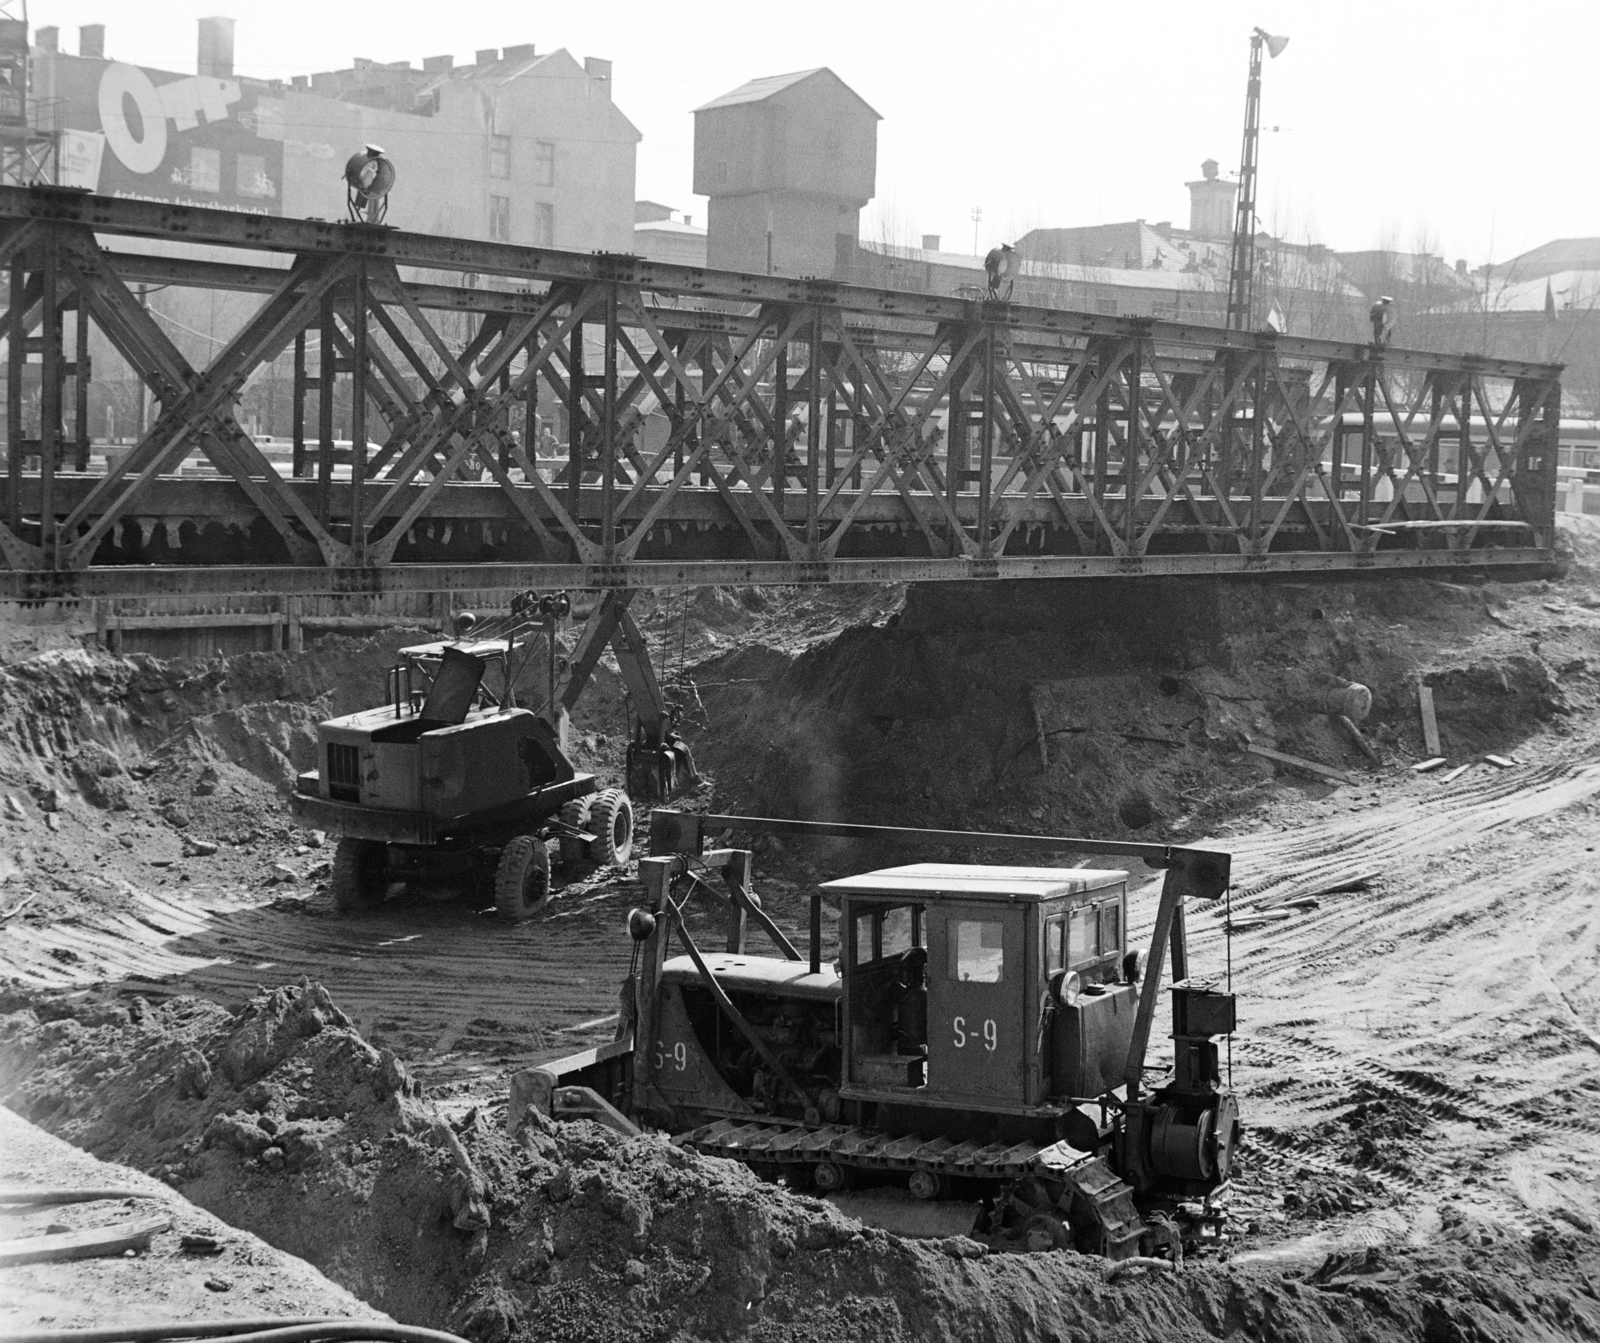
[344,144,396,225]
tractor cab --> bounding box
[825,863,1134,1114]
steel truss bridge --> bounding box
[0,185,1563,613]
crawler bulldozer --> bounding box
[525,812,1241,1258]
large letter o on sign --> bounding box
[98,63,166,175]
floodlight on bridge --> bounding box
[1257,29,1290,58]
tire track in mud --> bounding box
[1169,747,1600,1231]
[0,869,820,1089]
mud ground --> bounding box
[1,521,1599,1340]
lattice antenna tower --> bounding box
[1225,28,1287,331]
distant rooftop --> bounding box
[695,67,880,118]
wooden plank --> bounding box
[1412,756,1448,773]
[1484,754,1517,769]
[1245,743,1354,785]
[1418,684,1441,757]
[1438,762,1473,784]
[115,612,284,630]
[1252,869,1377,911]
[0,1213,170,1266]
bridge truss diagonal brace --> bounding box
[55,235,333,567]
[58,244,356,569]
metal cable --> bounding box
[7,1322,473,1343]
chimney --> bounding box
[78,24,104,59]
[291,74,308,90]
[1455,258,1468,276]
[197,16,234,79]
[921,234,940,252]
[584,56,611,95]
[422,54,453,73]
[683,215,692,228]
[475,48,499,67]
[35,25,57,51]
[502,43,536,63]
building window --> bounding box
[189,146,221,193]
[534,202,554,247]
[532,140,554,186]
[489,133,511,179]
[716,159,728,187]
[489,194,511,242]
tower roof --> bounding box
[695,67,880,119]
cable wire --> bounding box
[6,1323,472,1343]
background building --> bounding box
[31,20,639,251]
[693,68,878,277]
[633,200,707,267]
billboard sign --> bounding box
[46,54,283,212]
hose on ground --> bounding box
[0,1188,160,1205]
[6,1323,472,1343]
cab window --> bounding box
[853,904,922,965]
[881,906,914,957]
[1045,916,1065,972]
[1067,905,1096,965]
[950,919,1004,983]
[1099,901,1121,956]
[854,912,876,964]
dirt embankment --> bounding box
[684,572,1588,849]
[4,981,1598,1343]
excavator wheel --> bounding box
[557,797,593,869]
[587,789,635,866]
[1021,1211,1074,1253]
[330,838,388,913]
[495,835,551,922]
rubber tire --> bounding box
[557,797,593,870]
[587,789,635,866]
[331,838,388,914]
[495,835,551,922]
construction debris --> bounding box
[1337,714,1381,764]
[1412,757,1448,773]
[1484,754,1518,769]
[1418,684,1442,756]
[1438,762,1474,784]
[1246,742,1355,785]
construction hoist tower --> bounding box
[1225,27,1288,331]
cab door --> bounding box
[925,904,1026,1107]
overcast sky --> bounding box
[31,0,1597,266]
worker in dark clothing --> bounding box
[1369,295,1396,349]
[984,242,1017,300]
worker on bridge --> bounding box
[1369,295,1396,349]
[985,243,1018,301]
